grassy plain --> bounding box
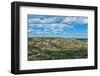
[28,37,88,61]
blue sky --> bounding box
[28,15,88,38]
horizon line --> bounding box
[28,36,88,39]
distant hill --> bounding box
[28,37,87,40]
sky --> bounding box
[28,15,88,38]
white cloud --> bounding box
[29,23,71,30]
[28,16,88,35]
[29,16,87,29]
[28,28,34,33]
[53,28,63,34]
[44,29,49,32]
[53,29,63,32]
[28,18,40,24]
[46,23,71,30]
[42,17,56,23]
[28,17,59,24]
[29,16,87,24]
[61,17,88,25]
[28,29,50,34]
[29,24,44,28]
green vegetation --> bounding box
[28,37,88,61]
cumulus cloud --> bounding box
[53,29,63,34]
[28,16,64,24]
[61,16,88,25]
[29,23,70,30]
[28,28,34,33]
[28,29,50,34]
[28,15,88,34]
[28,16,87,24]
